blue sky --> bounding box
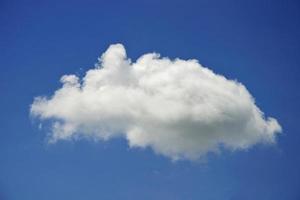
[1,0,300,199]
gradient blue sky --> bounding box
[1,0,300,199]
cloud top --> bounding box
[30,44,281,160]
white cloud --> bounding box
[30,44,282,160]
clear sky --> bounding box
[1,0,300,199]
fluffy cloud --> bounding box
[30,44,281,160]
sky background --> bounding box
[1,0,300,199]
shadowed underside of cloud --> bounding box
[30,44,281,160]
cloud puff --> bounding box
[30,44,281,160]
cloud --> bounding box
[30,44,281,160]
